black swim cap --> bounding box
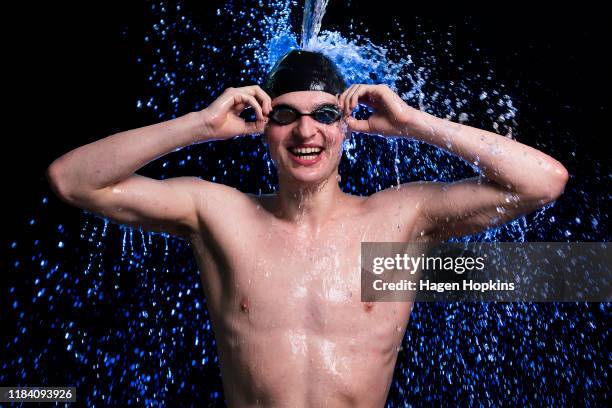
[262,50,346,99]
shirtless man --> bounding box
[46,50,568,407]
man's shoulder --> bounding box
[188,179,265,220]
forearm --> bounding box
[48,111,208,194]
[402,109,569,199]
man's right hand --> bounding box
[198,85,272,140]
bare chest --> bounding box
[187,195,419,404]
[195,211,415,336]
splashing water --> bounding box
[2,0,609,406]
[301,0,330,49]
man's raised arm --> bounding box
[46,85,271,239]
[340,84,569,240]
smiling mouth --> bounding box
[288,146,324,160]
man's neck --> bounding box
[273,172,346,229]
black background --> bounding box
[2,1,610,405]
[4,1,609,245]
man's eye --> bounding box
[273,109,297,122]
[315,107,342,123]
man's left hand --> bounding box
[339,84,418,136]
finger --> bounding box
[340,84,356,116]
[255,89,272,117]
[348,84,365,116]
[244,85,272,116]
[231,102,247,114]
[243,85,271,116]
[345,85,361,117]
[243,117,266,135]
[355,84,383,113]
[209,87,238,113]
[253,85,273,115]
[234,93,264,122]
[345,116,371,134]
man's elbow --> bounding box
[46,161,76,204]
[534,162,569,204]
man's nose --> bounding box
[293,115,318,139]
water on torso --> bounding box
[189,193,416,405]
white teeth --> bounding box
[290,147,322,154]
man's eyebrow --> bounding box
[272,103,297,110]
[311,102,339,110]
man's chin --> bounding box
[281,169,333,188]
[288,174,326,186]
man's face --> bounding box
[263,91,348,186]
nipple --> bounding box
[240,297,250,313]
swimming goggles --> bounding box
[269,104,343,125]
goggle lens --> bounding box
[312,106,342,124]
[269,105,342,125]
[270,107,298,125]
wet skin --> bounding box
[190,190,421,407]
[188,91,422,407]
